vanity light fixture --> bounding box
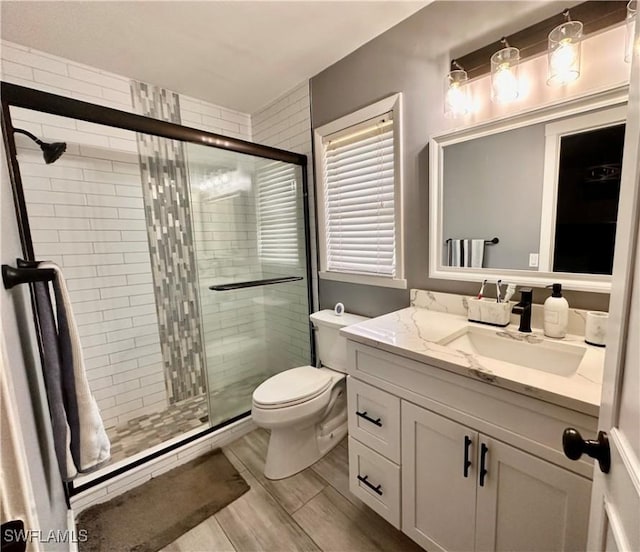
[625,0,638,63]
[490,38,520,103]
[547,9,583,86]
[444,60,471,118]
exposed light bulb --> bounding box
[547,18,582,86]
[444,68,470,117]
[445,84,467,114]
[492,64,519,102]
[549,40,580,84]
[491,45,520,104]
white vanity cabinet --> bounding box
[402,401,591,552]
[346,341,597,552]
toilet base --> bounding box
[264,420,347,480]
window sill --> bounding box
[319,271,407,289]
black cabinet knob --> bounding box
[562,428,611,473]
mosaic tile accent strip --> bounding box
[130,80,206,403]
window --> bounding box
[257,160,299,264]
[314,94,405,288]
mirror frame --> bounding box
[429,84,629,293]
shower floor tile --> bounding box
[105,372,272,465]
[106,395,208,464]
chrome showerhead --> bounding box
[13,128,67,164]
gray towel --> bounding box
[33,279,77,480]
[34,262,110,480]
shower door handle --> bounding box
[209,276,302,291]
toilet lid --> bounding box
[253,366,333,408]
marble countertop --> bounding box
[341,307,604,417]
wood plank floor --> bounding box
[161,429,423,552]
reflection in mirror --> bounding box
[437,97,626,282]
[553,123,624,274]
[443,124,545,271]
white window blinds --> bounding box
[323,113,396,276]
[257,160,299,264]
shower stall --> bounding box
[1,82,313,493]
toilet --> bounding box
[252,309,368,480]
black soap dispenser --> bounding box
[544,283,569,338]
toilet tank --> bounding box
[310,310,369,373]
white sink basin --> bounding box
[438,326,586,377]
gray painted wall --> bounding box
[311,0,609,315]
[1,141,69,546]
[443,123,545,271]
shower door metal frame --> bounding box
[1,81,316,497]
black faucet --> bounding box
[512,289,533,333]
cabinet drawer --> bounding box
[348,437,401,528]
[347,377,400,463]
[348,341,598,478]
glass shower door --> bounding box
[185,143,311,426]
[4,82,311,490]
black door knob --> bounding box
[562,428,611,473]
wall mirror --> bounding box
[429,86,628,293]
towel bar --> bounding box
[210,276,303,291]
[2,263,55,289]
[445,237,499,245]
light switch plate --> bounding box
[529,253,539,267]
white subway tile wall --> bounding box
[10,105,166,429]
[1,40,134,112]
[1,40,258,429]
[2,41,315,449]
[1,40,156,426]
[179,94,251,139]
[251,82,316,368]
[11,107,167,426]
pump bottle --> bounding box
[544,283,569,338]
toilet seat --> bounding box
[253,366,333,409]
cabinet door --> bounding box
[402,401,478,552]
[475,437,591,552]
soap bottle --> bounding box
[544,283,569,338]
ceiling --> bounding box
[0,1,431,114]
